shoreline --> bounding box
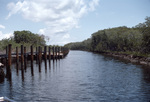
[102,52,150,66]
[71,50,150,66]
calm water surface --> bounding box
[0,51,150,102]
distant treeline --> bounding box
[65,17,150,55]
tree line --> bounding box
[65,17,150,56]
[0,30,46,50]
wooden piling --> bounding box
[31,45,34,76]
[8,44,12,70]
[53,47,55,60]
[16,47,19,73]
[6,44,12,79]
[38,46,41,61]
[24,47,27,70]
[38,46,41,72]
[58,47,60,59]
[61,47,64,58]
[36,47,38,62]
[16,47,19,63]
[48,46,51,69]
[31,46,33,61]
[41,47,42,59]
[45,60,47,73]
[21,45,24,70]
[5,46,8,70]
[48,46,51,60]
[44,46,47,60]
[55,47,57,60]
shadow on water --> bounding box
[138,65,150,101]
[44,60,47,73]
[31,60,34,76]
[141,65,150,83]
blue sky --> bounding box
[0,0,150,45]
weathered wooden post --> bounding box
[16,47,19,73]
[58,47,60,59]
[21,45,24,69]
[38,46,41,62]
[44,46,47,60]
[6,44,12,79]
[55,47,58,61]
[5,46,8,67]
[57,47,59,59]
[31,46,34,61]
[8,44,12,71]
[31,45,34,76]
[44,46,47,72]
[53,46,55,60]
[48,46,51,69]
[41,47,43,59]
[61,47,64,58]
[55,47,58,60]
[59,47,61,58]
[21,45,24,80]
[0,68,5,83]
[24,47,27,71]
[60,47,61,58]
[38,46,41,72]
[16,47,19,63]
[36,47,38,62]
[48,46,51,60]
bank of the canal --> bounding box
[101,51,150,66]
[0,50,150,102]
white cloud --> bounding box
[89,0,99,11]
[0,31,13,40]
[0,24,5,29]
[6,0,99,45]
[62,33,70,39]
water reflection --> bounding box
[21,65,24,82]
[31,60,34,76]
[44,60,47,73]
[0,51,150,102]
[38,60,41,73]
[142,66,150,83]
[0,68,5,83]
[16,63,19,76]
[48,59,51,70]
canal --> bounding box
[0,50,150,102]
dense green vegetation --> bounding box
[14,31,46,46]
[65,17,150,56]
[0,30,46,51]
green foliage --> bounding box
[134,17,150,53]
[14,30,46,46]
[90,27,143,53]
[0,30,47,51]
[64,38,91,50]
[65,17,150,55]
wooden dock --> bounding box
[0,44,69,62]
[0,44,69,81]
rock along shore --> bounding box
[103,52,150,66]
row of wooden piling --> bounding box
[0,44,69,81]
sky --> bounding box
[0,0,150,45]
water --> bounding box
[0,51,150,102]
